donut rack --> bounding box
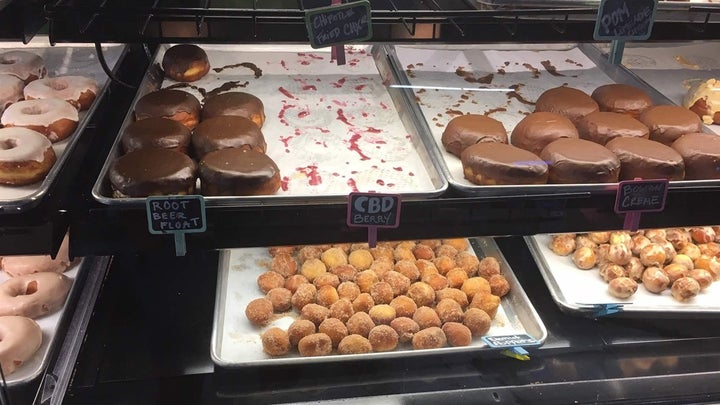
[1,1,720,405]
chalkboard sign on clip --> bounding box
[305,1,372,49]
[146,195,207,256]
[347,192,401,248]
[594,0,658,41]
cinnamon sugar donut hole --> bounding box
[390,317,420,343]
[270,253,297,277]
[389,295,417,318]
[412,327,447,350]
[319,318,348,348]
[368,324,399,352]
[352,293,375,313]
[298,333,333,357]
[338,334,372,354]
[245,298,273,326]
[287,319,316,347]
[329,299,354,323]
[261,327,290,356]
[313,273,340,289]
[346,312,375,338]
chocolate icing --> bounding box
[199,149,280,196]
[510,112,579,155]
[638,105,703,146]
[134,89,201,121]
[577,111,650,145]
[540,138,620,184]
[161,44,210,82]
[606,137,685,181]
[121,117,191,154]
[441,114,507,157]
[109,149,197,197]
[671,133,720,180]
[591,84,653,116]
[192,116,266,158]
[534,86,599,123]
[460,142,548,185]
[202,92,265,126]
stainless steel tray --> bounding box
[1,259,83,386]
[211,237,547,368]
[0,39,126,212]
[526,235,720,317]
[92,44,447,207]
[386,43,720,197]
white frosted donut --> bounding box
[1,234,70,277]
[1,99,78,142]
[0,75,24,114]
[0,272,72,319]
[0,51,46,84]
[24,76,100,111]
[0,127,56,186]
[0,316,42,376]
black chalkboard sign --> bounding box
[347,192,401,228]
[482,334,539,348]
[594,0,657,40]
[146,195,207,234]
[305,1,372,49]
[614,179,668,213]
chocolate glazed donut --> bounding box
[134,89,201,130]
[162,44,211,83]
[199,149,280,196]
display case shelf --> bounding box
[44,0,720,44]
[0,0,47,43]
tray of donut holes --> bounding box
[0,38,125,211]
[526,228,720,317]
[211,238,546,367]
[386,43,720,197]
[92,44,447,205]
[0,234,82,385]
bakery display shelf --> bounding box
[0,40,126,213]
[0,0,46,43]
[94,44,447,207]
[386,42,720,197]
[212,237,546,368]
[42,0,720,44]
[527,234,720,318]
[57,238,720,404]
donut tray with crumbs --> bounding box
[93,44,447,206]
[526,235,720,317]
[0,38,125,212]
[0,260,82,386]
[211,238,546,367]
[386,43,720,197]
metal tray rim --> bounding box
[91,44,449,208]
[211,237,547,368]
[0,42,128,212]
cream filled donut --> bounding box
[0,75,24,114]
[0,316,42,375]
[0,272,72,318]
[0,127,56,186]
[0,51,46,84]
[1,99,79,142]
[1,234,71,277]
[24,76,99,111]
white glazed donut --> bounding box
[1,234,71,277]
[1,99,79,142]
[0,75,24,114]
[0,127,56,186]
[0,51,46,84]
[0,272,72,318]
[0,316,42,376]
[24,76,100,111]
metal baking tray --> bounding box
[92,44,447,207]
[608,41,720,135]
[211,237,547,368]
[526,234,720,317]
[385,43,720,197]
[0,259,83,386]
[0,39,125,212]
[474,0,720,15]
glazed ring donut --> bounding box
[0,75,25,114]
[1,233,70,277]
[0,316,42,376]
[0,127,56,186]
[23,76,100,111]
[0,51,46,84]
[1,99,79,143]
[0,272,72,318]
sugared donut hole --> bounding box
[47,81,68,91]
